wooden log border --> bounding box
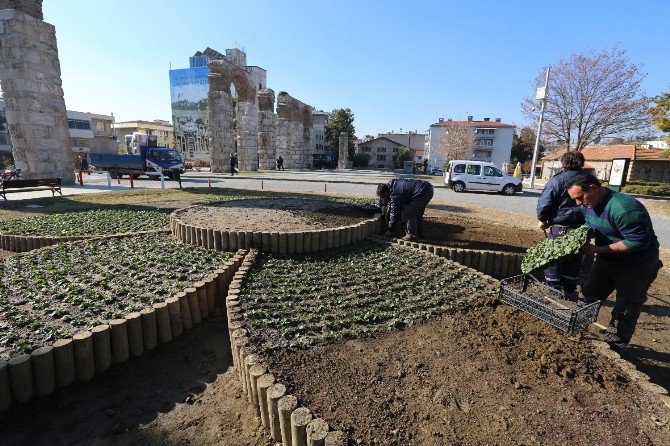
[0,247,248,412]
[170,205,383,253]
[0,229,171,253]
[225,249,348,445]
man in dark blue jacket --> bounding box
[536,151,585,297]
[377,178,434,241]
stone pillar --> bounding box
[236,100,259,171]
[207,73,234,173]
[257,89,276,170]
[338,132,348,169]
[0,1,75,183]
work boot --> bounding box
[401,234,417,242]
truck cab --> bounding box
[141,146,184,176]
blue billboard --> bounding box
[169,67,210,159]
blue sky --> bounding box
[43,0,669,137]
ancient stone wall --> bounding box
[0,0,43,19]
[0,7,75,183]
[338,132,349,169]
[275,92,314,169]
[207,59,258,172]
[257,89,276,170]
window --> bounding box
[378,147,386,153]
[475,128,495,135]
[466,164,481,175]
[95,122,105,132]
[377,155,386,161]
[393,147,398,153]
[484,166,503,177]
[453,163,466,174]
[416,156,422,161]
[476,139,493,146]
[68,119,91,130]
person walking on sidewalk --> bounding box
[536,151,586,299]
[376,178,434,241]
[230,152,238,176]
[567,173,662,348]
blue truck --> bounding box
[90,146,185,179]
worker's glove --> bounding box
[537,221,551,230]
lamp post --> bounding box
[529,67,550,189]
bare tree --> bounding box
[434,125,474,162]
[522,48,650,152]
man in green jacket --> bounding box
[567,174,662,348]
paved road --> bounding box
[2,170,668,248]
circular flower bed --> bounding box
[239,242,497,354]
[0,233,232,359]
[0,210,170,237]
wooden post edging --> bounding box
[0,249,248,412]
[226,249,349,444]
[170,207,383,254]
[0,228,171,253]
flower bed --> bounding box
[238,242,497,354]
[0,210,170,237]
[0,233,232,359]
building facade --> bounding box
[356,136,407,170]
[113,120,174,153]
[311,110,330,167]
[540,145,670,183]
[379,132,427,170]
[169,47,267,161]
[427,117,515,170]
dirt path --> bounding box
[268,301,670,446]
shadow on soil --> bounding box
[0,320,233,446]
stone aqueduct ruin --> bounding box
[207,58,328,172]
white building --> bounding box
[427,116,515,170]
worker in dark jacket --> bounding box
[377,178,434,241]
[536,151,585,298]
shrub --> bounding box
[622,183,670,196]
[352,153,370,168]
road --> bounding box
[2,169,668,248]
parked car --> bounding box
[430,167,444,176]
[445,160,522,195]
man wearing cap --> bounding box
[567,173,662,348]
[376,178,434,242]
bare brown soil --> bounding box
[0,320,272,446]
[175,198,375,232]
[268,300,670,446]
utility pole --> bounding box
[529,67,550,189]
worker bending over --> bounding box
[377,178,434,242]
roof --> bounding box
[431,120,515,128]
[359,136,408,148]
[378,133,426,151]
[541,145,670,163]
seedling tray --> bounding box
[498,274,600,334]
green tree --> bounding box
[352,152,370,168]
[650,89,670,133]
[510,127,543,165]
[393,147,413,169]
[326,108,356,165]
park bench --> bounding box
[1,178,62,200]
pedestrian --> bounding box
[78,149,89,173]
[278,156,285,171]
[536,151,586,299]
[376,178,434,241]
[230,152,238,176]
[567,173,662,348]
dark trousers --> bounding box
[544,225,582,293]
[582,254,661,344]
[401,185,434,237]
[230,164,237,175]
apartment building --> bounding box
[114,120,174,153]
[427,116,515,170]
[356,137,408,170]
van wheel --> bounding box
[502,184,516,195]
[452,181,465,192]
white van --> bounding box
[446,160,522,195]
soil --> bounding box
[0,320,272,446]
[175,198,376,233]
[268,300,670,446]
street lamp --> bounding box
[529,67,550,189]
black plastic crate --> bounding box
[499,274,600,334]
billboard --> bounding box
[169,67,210,160]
